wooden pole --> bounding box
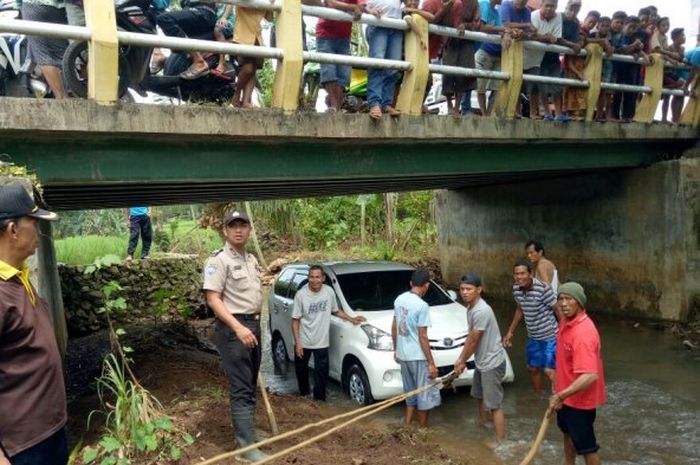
[518,408,554,465]
[258,372,279,436]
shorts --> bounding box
[442,39,476,95]
[527,338,556,370]
[557,405,599,455]
[602,61,613,83]
[21,4,68,68]
[316,38,351,87]
[475,48,501,93]
[538,59,562,96]
[470,360,505,411]
[235,39,264,69]
[400,360,441,411]
[523,66,540,94]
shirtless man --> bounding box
[525,239,559,294]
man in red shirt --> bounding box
[315,0,364,111]
[549,282,606,465]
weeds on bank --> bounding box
[74,255,194,465]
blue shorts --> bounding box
[527,338,556,369]
[316,38,351,87]
[400,360,441,410]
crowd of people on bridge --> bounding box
[17,0,700,123]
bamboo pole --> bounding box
[258,372,279,436]
[518,407,554,465]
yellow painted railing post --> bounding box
[396,14,429,116]
[582,44,603,122]
[493,39,523,119]
[272,0,303,112]
[84,0,119,104]
[634,53,664,123]
[680,78,700,127]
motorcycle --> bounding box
[0,0,51,97]
[63,0,235,102]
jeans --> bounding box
[9,427,68,465]
[294,347,330,401]
[366,26,403,108]
[215,318,262,412]
[127,215,152,258]
[156,6,217,39]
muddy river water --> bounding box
[261,304,700,465]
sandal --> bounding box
[179,64,210,80]
[383,106,401,117]
[210,68,233,82]
[369,105,382,120]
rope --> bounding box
[195,371,457,465]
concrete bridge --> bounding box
[0,98,697,209]
[1,97,698,326]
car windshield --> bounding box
[335,270,453,311]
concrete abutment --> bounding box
[436,156,700,322]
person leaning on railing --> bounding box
[652,18,686,124]
[363,0,403,120]
[315,0,365,111]
[474,0,505,117]
[610,15,649,123]
[231,0,272,108]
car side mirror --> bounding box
[447,290,457,301]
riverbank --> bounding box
[66,323,473,465]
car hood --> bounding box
[356,302,468,338]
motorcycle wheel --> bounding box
[63,40,130,99]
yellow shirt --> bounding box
[0,259,36,305]
[233,6,265,46]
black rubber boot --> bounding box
[232,408,268,462]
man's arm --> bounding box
[454,328,482,374]
[205,290,258,348]
[335,309,366,325]
[539,261,555,287]
[502,305,523,347]
[325,0,364,19]
[292,318,304,358]
[418,326,438,378]
[404,15,429,50]
[549,372,598,411]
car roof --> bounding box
[283,260,415,275]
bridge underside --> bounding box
[0,99,696,209]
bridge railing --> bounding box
[1,0,699,126]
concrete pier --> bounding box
[436,155,700,322]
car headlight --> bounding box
[361,324,394,351]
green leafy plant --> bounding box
[77,257,194,465]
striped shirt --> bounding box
[513,278,558,340]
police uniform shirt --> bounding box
[202,242,262,315]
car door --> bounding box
[328,279,346,381]
[284,270,309,359]
[270,267,295,359]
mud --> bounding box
[66,323,474,465]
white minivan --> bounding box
[268,261,514,405]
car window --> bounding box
[274,268,295,298]
[335,270,453,311]
[289,272,308,299]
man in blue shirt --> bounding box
[392,269,440,427]
[125,206,152,260]
[476,0,504,115]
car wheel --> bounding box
[346,363,374,406]
[271,333,288,372]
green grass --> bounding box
[56,235,129,265]
[55,221,224,265]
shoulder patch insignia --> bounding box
[205,264,218,276]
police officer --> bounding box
[202,210,267,462]
[0,183,66,465]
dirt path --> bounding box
[66,326,475,465]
